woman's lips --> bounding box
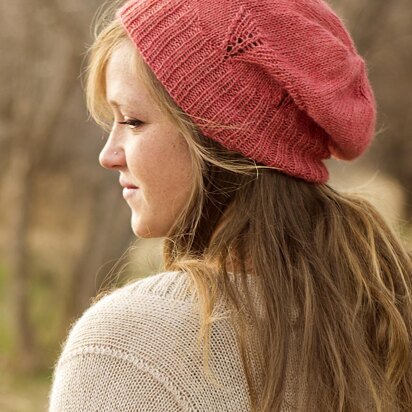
[123,186,139,199]
[122,186,139,199]
[119,177,139,199]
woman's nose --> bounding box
[99,138,125,170]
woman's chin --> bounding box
[130,211,170,238]
[131,214,155,238]
[131,222,147,238]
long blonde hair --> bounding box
[86,8,412,411]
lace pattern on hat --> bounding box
[224,5,263,61]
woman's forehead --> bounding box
[105,40,138,83]
[105,43,154,116]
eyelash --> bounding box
[117,119,143,129]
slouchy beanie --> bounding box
[118,0,376,183]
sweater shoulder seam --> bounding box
[56,344,191,411]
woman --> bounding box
[48,0,412,410]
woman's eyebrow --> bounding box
[108,100,141,113]
[107,99,147,118]
[107,99,122,108]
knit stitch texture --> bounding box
[118,0,377,183]
[50,271,296,411]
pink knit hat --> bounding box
[118,0,376,183]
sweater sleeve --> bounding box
[48,346,187,411]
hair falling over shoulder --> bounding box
[86,15,412,412]
[165,162,412,412]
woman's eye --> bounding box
[118,119,143,129]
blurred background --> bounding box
[0,0,411,410]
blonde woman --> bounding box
[48,0,412,410]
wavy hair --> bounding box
[85,7,412,411]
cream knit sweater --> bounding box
[48,271,269,411]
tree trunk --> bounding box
[6,146,37,373]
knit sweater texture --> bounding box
[48,271,278,411]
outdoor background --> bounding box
[0,0,411,410]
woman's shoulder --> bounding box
[49,271,204,411]
[50,271,255,411]
[56,271,198,362]
[120,270,197,303]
